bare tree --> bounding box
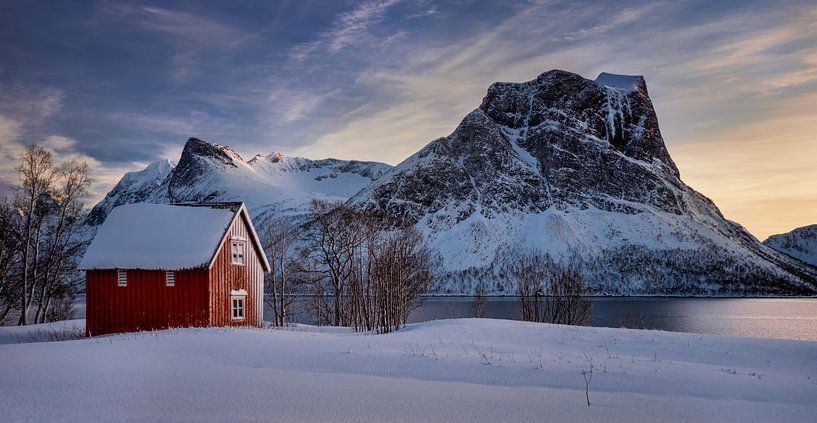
[33,161,90,323]
[263,217,300,326]
[0,199,21,322]
[472,281,488,318]
[15,145,57,325]
[511,252,548,322]
[2,147,91,326]
[373,226,431,333]
[543,261,592,326]
[512,252,592,326]
[301,199,431,332]
[302,199,358,326]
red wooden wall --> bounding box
[85,268,209,336]
[208,213,265,327]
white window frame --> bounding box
[231,295,245,321]
[166,271,175,287]
[231,240,246,265]
[117,270,127,287]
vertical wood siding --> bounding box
[208,213,264,327]
[85,268,209,336]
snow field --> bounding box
[1,318,816,422]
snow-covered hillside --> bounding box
[764,225,817,267]
[87,159,175,225]
[1,319,815,422]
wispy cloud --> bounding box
[96,2,249,47]
[290,0,401,61]
[266,88,340,123]
[95,2,255,81]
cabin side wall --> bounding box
[85,268,210,336]
[208,214,265,327]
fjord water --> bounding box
[72,296,817,341]
[406,297,817,341]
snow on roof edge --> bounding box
[80,202,257,271]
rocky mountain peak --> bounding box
[181,137,245,168]
[350,69,817,294]
[164,138,248,203]
[479,69,677,176]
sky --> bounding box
[0,0,815,239]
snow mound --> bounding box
[80,203,236,270]
[0,320,85,345]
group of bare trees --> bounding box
[511,251,592,326]
[263,200,432,333]
[0,145,91,325]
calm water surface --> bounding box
[407,297,817,341]
[72,296,817,341]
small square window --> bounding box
[166,271,175,287]
[231,297,245,321]
[117,270,127,287]
[231,241,246,265]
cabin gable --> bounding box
[207,211,265,327]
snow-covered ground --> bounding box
[1,319,815,422]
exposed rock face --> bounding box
[166,138,247,203]
[764,225,817,267]
[352,70,699,222]
[349,70,817,294]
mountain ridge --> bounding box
[764,224,817,267]
[86,70,817,295]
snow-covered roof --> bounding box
[80,203,263,271]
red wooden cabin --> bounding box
[79,202,270,336]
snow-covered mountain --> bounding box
[88,70,817,295]
[87,137,391,227]
[764,225,817,267]
[350,70,817,295]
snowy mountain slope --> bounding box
[764,225,817,267]
[87,137,392,226]
[86,159,175,225]
[349,69,817,294]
